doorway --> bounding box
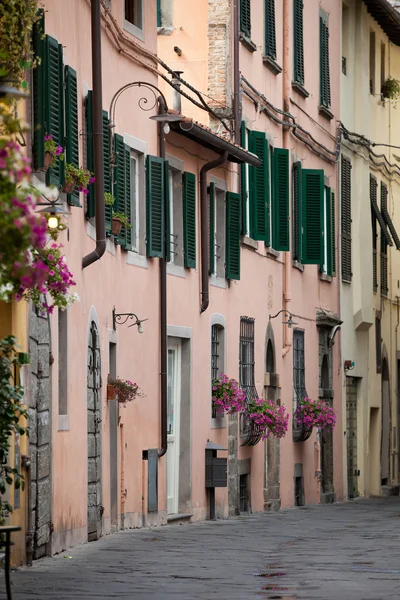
[109,342,118,532]
[381,358,391,485]
[346,377,358,499]
[87,322,102,542]
[167,339,181,515]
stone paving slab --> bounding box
[9,497,400,599]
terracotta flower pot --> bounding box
[41,151,55,172]
[107,384,116,401]
[63,180,76,194]
[112,217,123,236]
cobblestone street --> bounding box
[10,497,400,599]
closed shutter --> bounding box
[294,0,304,85]
[251,131,269,242]
[209,182,215,275]
[265,0,276,59]
[240,121,248,235]
[272,148,289,251]
[146,155,164,258]
[292,161,302,262]
[165,161,170,262]
[123,146,132,251]
[32,10,46,170]
[226,192,241,281]
[301,169,324,264]
[65,66,80,207]
[324,186,335,276]
[85,91,95,218]
[103,111,112,233]
[376,316,382,373]
[240,0,251,38]
[183,172,197,268]
[330,190,336,276]
[45,36,64,187]
[319,13,331,108]
[114,134,131,248]
[157,0,162,26]
[341,156,352,282]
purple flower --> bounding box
[44,135,53,141]
[55,145,63,155]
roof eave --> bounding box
[363,0,400,46]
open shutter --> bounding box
[122,146,132,251]
[85,91,95,218]
[146,155,164,258]
[165,161,171,262]
[301,169,324,264]
[32,10,46,170]
[240,0,251,38]
[65,66,80,207]
[265,0,276,59]
[292,161,302,261]
[183,172,197,268]
[324,186,333,275]
[240,121,248,235]
[103,111,112,232]
[226,192,241,281]
[293,0,304,85]
[251,131,269,242]
[330,190,336,276]
[319,13,331,108]
[45,36,64,187]
[341,156,352,282]
[272,148,289,251]
[209,182,215,274]
[114,134,126,246]
[157,0,162,26]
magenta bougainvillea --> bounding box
[212,374,246,414]
[248,398,289,439]
[295,397,336,431]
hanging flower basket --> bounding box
[247,397,289,440]
[63,180,76,194]
[212,374,246,415]
[294,397,336,431]
[112,216,123,236]
[107,375,144,404]
[107,383,117,401]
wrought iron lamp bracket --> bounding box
[112,307,148,332]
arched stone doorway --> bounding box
[381,357,391,486]
[263,324,280,511]
[87,320,102,542]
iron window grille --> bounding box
[239,317,258,401]
[293,330,306,408]
[239,474,249,512]
[211,324,223,418]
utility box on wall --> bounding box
[205,441,227,488]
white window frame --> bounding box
[210,176,227,288]
[130,150,140,253]
[123,0,144,41]
[244,128,251,237]
[123,134,147,267]
[210,314,226,429]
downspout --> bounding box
[158,97,168,458]
[282,0,291,357]
[233,0,240,143]
[200,152,228,313]
[396,297,399,480]
[82,0,106,269]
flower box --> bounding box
[112,217,123,236]
[107,384,117,401]
[40,151,54,172]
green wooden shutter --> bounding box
[240,121,248,235]
[65,66,80,207]
[209,182,215,274]
[250,131,269,242]
[86,91,95,218]
[183,171,197,268]
[293,0,304,85]
[272,148,289,251]
[324,186,332,275]
[32,10,46,170]
[165,161,171,262]
[292,161,302,261]
[146,155,164,258]
[45,36,64,187]
[341,156,352,282]
[265,0,276,59]
[240,0,251,38]
[114,133,125,245]
[319,12,331,108]
[123,145,132,250]
[226,192,241,281]
[103,111,112,232]
[330,190,336,276]
[157,0,162,26]
[301,169,324,264]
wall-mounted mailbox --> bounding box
[205,441,227,489]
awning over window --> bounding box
[371,196,393,246]
[382,204,400,250]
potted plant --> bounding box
[294,396,336,431]
[247,397,289,439]
[212,374,246,415]
[63,163,94,195]
[104,193,132,236]
[43,135,63,171]
[107,375,143,404]
[382,77,400,101]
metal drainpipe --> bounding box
[200,152,228,313]
[282,0,291,358]
[233,0,240,143]
[158,96,168,458]
[82,0,106,269]
[396,297,399,479]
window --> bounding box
[321,186,336,277]
[124,0,143,32]
[183,172,197,269]
[65,66,80,207]
[240,0,251,39]
[241,123,251,237]
[293,330,306,409]
[129,152,140,252]
[319,11,331,109]
[58,309,68,425]
[293,165,325,265]
[342,3,349,76]
[239,474,249,512]
[293,0,304,85]
[167,166,184,266]
[341,156,352,282]
[370,174,393,292]
[239,317,256,401]
[265,0,276,60]
[376,314,382,373]
[381,43,386,94]
[369,30,376,95]
[209,184,226,279]
[292,162,301,262]
[380,183,389,296]
[211,323,225,418]
[157,0,161,27]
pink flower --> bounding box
[44,135,53,141]
[55,145,63,155]
[89,177,96,184]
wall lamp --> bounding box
[269,309,298,328]
[36,203,69,229]
[112,307,148,334]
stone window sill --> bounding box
[239,34,257,53]
[292,260,304,272]
[241,235,258,250]
[292,81,309,98]
[320,273,332,283]
[318,105,334,121]
[157,26,173,36]
[266,247,279,259]
[263,55,282,75]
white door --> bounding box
[167,340,181,515]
